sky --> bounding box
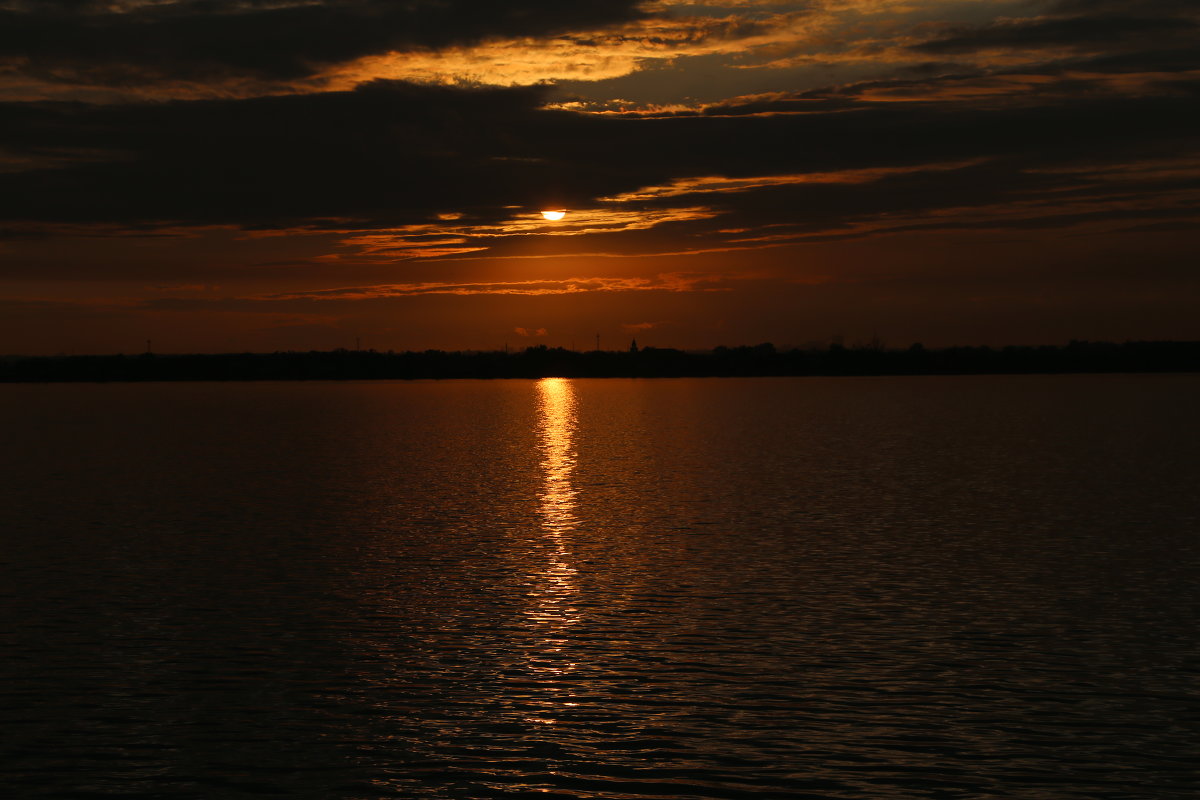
[1,0,1197,354]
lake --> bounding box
[2,375,1198,798]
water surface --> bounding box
[2,375,1198,798]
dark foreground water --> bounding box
[2,375,1198,799]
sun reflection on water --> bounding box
[525,378,581,683]
[537,377,579,535]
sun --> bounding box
[540,209,566,221]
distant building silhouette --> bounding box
[630,338,639,353]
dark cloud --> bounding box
[0,81,572,226]
[1019,43,1200,77]
[913,1,1198,54]
[1047,0,1198,15]
[914,17,1194,54]
[0,73,1196,240]
[0,0,644,85]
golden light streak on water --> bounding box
[536,377,579,535]
[524,378,582,691]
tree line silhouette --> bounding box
[2,340,1198,382]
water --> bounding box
[1,375,1198,799]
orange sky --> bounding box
[1,0,1197,354]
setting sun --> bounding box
[540,209,566,221]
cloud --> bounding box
[326,9,813,89]
[0,0,645,86]
[258,273,732,301]
[913,16,1198,56]
[514,327,548,337]
[903,0,1200,68]
[600,162,981,201]
[1,0,1198,266]
[0,80,568,227]
[313,206,721,263]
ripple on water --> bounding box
[1,376,1198,798]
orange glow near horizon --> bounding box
[540,210,567,221]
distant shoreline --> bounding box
[3,341,1198,383]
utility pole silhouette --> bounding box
[595,332,600,351]
[355,336,361,351]
[145,339,152,354]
